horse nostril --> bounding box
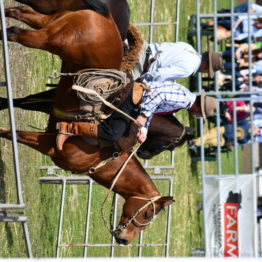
[137,150,142,157]
[137,150,148,159]
[116,238,129,245]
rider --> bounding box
[56,80,217,150]
[132,41,224,81]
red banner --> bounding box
[224,203,239,257]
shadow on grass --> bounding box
[0,149,6,203]
[5,223,14,248]
[190,159,199,179]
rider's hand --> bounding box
[135,114,147,127]
[137,127,147,144]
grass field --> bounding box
[0,0,240,258]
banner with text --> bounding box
[204,175,256,257]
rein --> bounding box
[72,85,136,122]
[88,144,160,235]
[100,146,141,233]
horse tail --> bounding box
[120,24,144,73]
[82,0,110,18]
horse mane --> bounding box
[81,0,110,18]
[120,24,144,73]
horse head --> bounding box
[137,114,195,159]
[113,196,174,244]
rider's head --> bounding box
[198,50,224,78]
[189,90,217,118]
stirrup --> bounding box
[56,122,75,136]
[56,133,70,151]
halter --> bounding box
[112,195,161,234]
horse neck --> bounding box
[91,153,160,200]
[149,115,183,137]
[120,157,160,199]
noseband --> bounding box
[112,195,161,234]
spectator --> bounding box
[219,72,262,90]
[188,119,262,152]
[208,3,262,41]
[223,100,253,123]
[221,44,262,69]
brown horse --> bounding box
[0,0,174,244]
[12,0,130,40]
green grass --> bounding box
[0,0,241,258]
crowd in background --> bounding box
[189,1,262,153]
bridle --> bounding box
[98,148,162,235]
[160,125,186,150]
[112,195,161,234]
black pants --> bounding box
[98,93,140,141]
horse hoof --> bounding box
[5,6,26,18]
[5,8,19,18]
[6,26,26,41]
[0,128,9,132]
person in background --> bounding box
[188,119,262,152]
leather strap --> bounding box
[53,107,79,120]
[142,46,152,74]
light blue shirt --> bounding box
[140,80,196,128]
[142,42,202,82]
[252,60,262,74]
[235,14,262,40]
[251,3,262,14]
[253,119,262,142]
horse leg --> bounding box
[0,129,56,157]
[5,6,68,29]
[0,89,55,113]
[14,0,58,15]
[1,26,48,50]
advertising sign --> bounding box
[204,175,256,257]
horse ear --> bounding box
[158,196,175,209]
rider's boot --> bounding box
[56,122,98,151]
